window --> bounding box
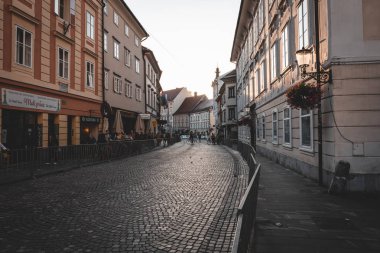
[260,61,266,92]
[125,80,133,98]
[136,86,142,101]
[135,36,140,47]
[113,40,119,59]
[228,87,235,98]
[256,118,261,140]
[16,26,32,67]
[124,48,131,66]
[282,25,289,70]
[270,43,277,81]
[283,107,292,147]
[258,0,264,33]
[86,61,94,88]
[104,31,108,51]
[300,109,313,150]
[104,0,108,15]
[262,114,266,140]
[86,11,95,40]
[272,109,278,144]
[228,108,235,120]
[54,0,65,19]
[114,11,119,26]
[113,75,122,94]
[253,14,258,44]
[58,47,69,79]
[254,69,259,97]
[104,70,109,90]
[298,0,309,49]
[135,57,140,73]
[125,24,129,37]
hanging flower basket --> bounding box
[238,117,252,126]
[286,82,320,109]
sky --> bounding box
[124,0,241,98]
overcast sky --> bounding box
[124,0,241,98]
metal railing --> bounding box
[232,141,261,253]
[0,138,177,185]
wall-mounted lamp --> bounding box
[296,47,330,83]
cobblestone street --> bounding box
[0,142,249,253]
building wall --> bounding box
[232,0,380,191]
[104,0,145,114]
[0,0,103,148]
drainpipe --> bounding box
[101,1,105,103]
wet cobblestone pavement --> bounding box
[0,142,248,253]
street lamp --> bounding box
[296,47,330,84]
[295,0,330,186]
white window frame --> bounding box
[136,86,142,101]
[15,26,32,67]
[113,40,119,60]
[104,31,108,52]
[58,47,69,79]
[125,24,129,37]
[283,106,292,147]
[272,109,278,144]
[125,80,133,98]
[281,24,289,71]
[104,70,109,90]
[135,35,140,47]
[86,11,95,40]
[113,11,119,26]
[254,69,259,97]
[298,0,309,49]
[113,75,122,94]
[256,118,261,141]
[135,57,140,73]
[270,43,277,82]
[124,48,131,66]
[260,61,266,92]
[104,0,108,15]
[299,109,313,151]
[86,61,94,88]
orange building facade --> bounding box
[0,0,103,149]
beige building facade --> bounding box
[143,46,162,134]
[232,0,380,191]
[0,0,103,148]
[103,0,148,135]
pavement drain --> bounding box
[256,219,287,230]
[311,216,358,230]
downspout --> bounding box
[101,0,105,103]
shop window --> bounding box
[86,61,94,88]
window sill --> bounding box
[282,143,292,150]
[281,65,292,76]
[299,146,314,155]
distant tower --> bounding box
[215,67,220,79]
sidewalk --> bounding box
[255,154,380,253]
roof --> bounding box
[220,69,236,81]
[163,88,185,101]
[118,0,149,38]
[173,95,207,115]
[230,0,258,62]
[193,99,213,113]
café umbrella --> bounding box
[113,110,123,134]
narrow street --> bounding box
[0,142,249,253]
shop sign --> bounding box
[1,88,61,112]
[139,113,151,120]
[81,116,100,124]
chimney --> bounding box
[194,92,197,97]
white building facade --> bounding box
[231,0,380,191]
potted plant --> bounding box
[286,82,320,109]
